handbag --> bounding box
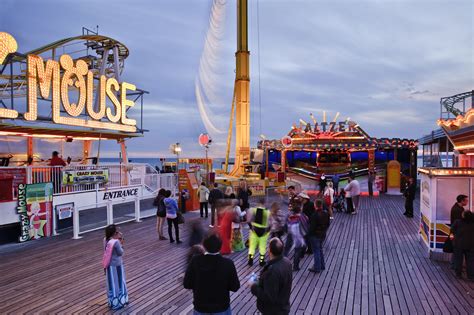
[443,237,454,253]
[177,211,185,224]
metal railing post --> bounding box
[107,201,113,225]
[135,197,141,222]
[72,206,82,240]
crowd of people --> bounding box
[101,175,474,313]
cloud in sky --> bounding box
[1,0,473,158]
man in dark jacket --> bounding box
[403,177,416,218]
[451,211,474,280]
[237,180,252,212]
[250,238,292,315]
[451,194,468,226]
[299,192,314,254]
[184,232,240,314]
[308,199,330,273]
[208,183,224,227]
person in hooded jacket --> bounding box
[184,232,241,315]
[164,190,181,244]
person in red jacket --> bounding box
[49,151,66,166]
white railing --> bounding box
[2,163,178,195]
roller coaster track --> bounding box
[441,90,474,117]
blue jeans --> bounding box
[309,236,325,271]
[194,307,231,315]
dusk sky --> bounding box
[1,0,473,158]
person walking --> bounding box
[209,183,224,227]
[451,211,474,280]
[323,182,335,220]
[318,174,327,197]
[164,190,181,244]
[368,170,375,197]
[154,188,167,240]
[285,206,308,271]
[248,199,271,266]
[287,185,298,213]
[184,232,241,315]
[249,238,292,315]
[102,224,128,310]
[198,182,210,219]
[451,194,468,225]
[308,199,330,273]
[403,177,416,218]
[332,173,340,193]
[344,175,360,214]
[299,192,314,254]
[269,202,286,240]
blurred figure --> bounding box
[269,202,286,240]
[189,220,205,247]
[231,202,246,252]
[403,177,416,218]
[285,205,308,271]
[287,185,298,213]
[218,199,238,255]
[237,180,252,213]
[323,182,335,220]
[368,170,376,197]
[332,173,340,193]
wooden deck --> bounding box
[1,195,473,314]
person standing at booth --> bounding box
[403,178,416,218]
[49,151,66,194]
[197,182,210,219]
[451,211,474,280]
[344,175,360,215]
[451,195,468,225]
[368,171,375,197]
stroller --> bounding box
[333,189,346,213]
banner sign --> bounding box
[17,182,53,242]
[62,169,109,185]
[56,202,74,220]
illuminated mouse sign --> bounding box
[0,33,137,132]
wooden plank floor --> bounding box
[1,195,473,314]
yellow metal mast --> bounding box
[224,86,236,173]
[229,0,250,177]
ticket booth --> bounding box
[418,168,473,259]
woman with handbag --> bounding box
[164,190,182,244]
[323,182,335,220]
[155,189,167,240]
[103,224,129,310]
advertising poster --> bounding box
[17,182,54,242]
[56,202,74,220]
[0,168,27,202]
[62,169,109,185]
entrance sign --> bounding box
[0,33,138,133]
[62,169,109,185]
[17,182,53,242]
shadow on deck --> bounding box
[0,195,473,314]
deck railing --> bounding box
[1,163,177,195]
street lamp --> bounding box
[170,143,182,190]
[260,134,268,178]
[199,133,212,185]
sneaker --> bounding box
[159,236,167,240]
[330,217,334,220]
[259,260,266,267]
[170,239,175,243]
[406,214,414,218]
[351,211,357,215]
[308,268,320,273]
[209,224,214,228]
[177,240,183,244]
